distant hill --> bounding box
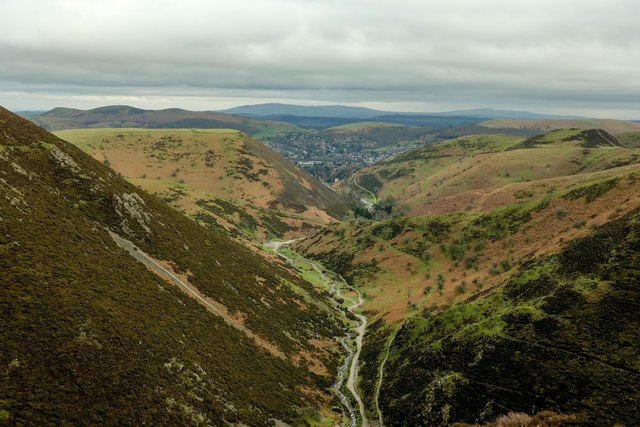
[0,106,344,425]
[27,105,298,136]
[231,113,487,129]
[223,103,586,121]
[223,103,385,119]
[15,110,46,117]
[25,104,594,133]
[55,128,350,241]
[440,107,585,120]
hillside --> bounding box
[28,105,298,136]
[379,205,640,425]
[295,130,640,424]
[0,107,346,425]
[54,128,350,241]
[481,117,640,135]
[343,130,640,216]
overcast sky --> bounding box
[1,0,639,118]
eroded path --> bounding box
[265,240,370,427]
[374,326,400,427]
[110,230,285,358]
[353,175,377,207]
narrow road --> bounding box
[108,230,223,317]
[352,175,377,206]
[110,230,286,358]
[373,327,399,427]
[265,240,370,427]
[344,286,369,427]
[373,297,427,427]
[596,129,621,148]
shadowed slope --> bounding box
[0,106,342,425]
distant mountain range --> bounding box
[22,105,298,134]
[222,103,585,120]
[20,104,589,133]
[223,103,386,119]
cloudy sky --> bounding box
[1,0,639,118]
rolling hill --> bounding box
[343,129,640,217]
[0,106,347,425]
[27,105,298,136]
[54,128,350,241]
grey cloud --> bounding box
[1,0,639,117]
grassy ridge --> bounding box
[481,118,640,135]
[343,131,640,216]
[55,128,349,241]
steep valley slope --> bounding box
[296,131,640,425]
[0,107,346,425]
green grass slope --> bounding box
[616,131,640,148]
[0,107,343,425]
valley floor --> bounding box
[264,241,371,427]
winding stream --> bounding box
[334,334,357,427]
[343,285,369,427]
[264,240,369,427]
